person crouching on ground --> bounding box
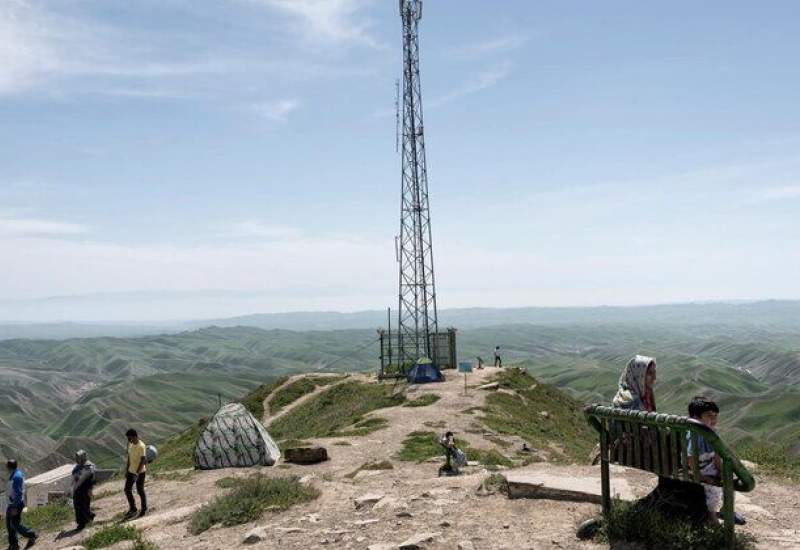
[72,450,96,530]
[686,396,746,525]
[124,429,147,519]
[5,459,37,550]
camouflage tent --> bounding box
[194,403,281,470]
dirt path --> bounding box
[35,368,800,550]
[261,372,347,425]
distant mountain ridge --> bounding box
[3,299,800,340]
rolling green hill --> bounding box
[457,323,800,456]
[0,327,379,471]
[2,319,799,472]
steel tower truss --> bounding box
[396,0,438,366]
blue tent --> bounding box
[406,362,444,384]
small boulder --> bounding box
[539,411,550,419]
[458,542,475,550]
[354,493,385,510]
[399,532,441,549]
[243,527,268,544]
[284,447,328,464]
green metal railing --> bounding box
[584,404,756,549]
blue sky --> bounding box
[1,0,799,320]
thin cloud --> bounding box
[227,220,301,239]
[449,34,528,58]
[0,216,88,238]
[430,61,512,107]
[246,99,301,121]
[252,0,382,48]
[757,185,800,201]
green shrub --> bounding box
[403,394,441,407]
[601,499,756,550]
[478,473,508,495]
[189,476,319,535]
[83,525,139,550]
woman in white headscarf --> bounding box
[613,355,657,412]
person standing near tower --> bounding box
[494,346,502,367]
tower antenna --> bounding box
[396,0,438,366]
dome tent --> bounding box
[194,403,281,470]
[406,358,444,384]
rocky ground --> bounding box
[34,367,800,550]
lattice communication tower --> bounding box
[396,0,438,365]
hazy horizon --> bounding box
[1,291,797,324]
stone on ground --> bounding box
[284,447,329,464]
[398,531,441,549]
[354,493,385,510]
[478,382,499,391]
[243,526,268,544]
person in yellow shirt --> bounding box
[123,429,147,519]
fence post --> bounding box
[599,420,611,517]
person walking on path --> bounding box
[71,450,96,530]
[5,459,37,550]
[493,346,502,367]
[123,429,147,519]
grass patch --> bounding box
[395,431,511,466]
[149,416,208,472]
[270,376,345,414]
[345,460,394,479]
[215,476,241,489]
[396,431,466,462]
[396,431,446,462]
[481,369,595,463]
[0,502,72,539]
[467,447,513,468]
[600,499,755,550]
[83,524,157,550]
[240,376,290,419]
[151,469,194,482]
[277,439,313,451]
[739,441,800,481]
[337,417,389,437]
[189,475,319,535]
[403,394,441,407]
[269,381,405,440]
